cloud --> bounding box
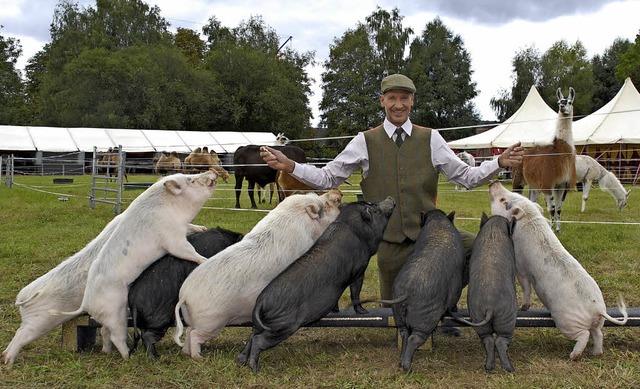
[401,0,615,25]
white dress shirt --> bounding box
[291,118,502,190]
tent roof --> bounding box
[0,126,35,151]
[67,127,116,151]
[0,126,281,153]
[573,77,640,145]
[448,86,558,149]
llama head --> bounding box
[275,133,290,145]
[556,87,575,116]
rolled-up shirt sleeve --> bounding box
[431,130,502,190]
[290,133,368,190]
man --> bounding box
[261,73,523,300]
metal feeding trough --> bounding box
[53,178,74,184]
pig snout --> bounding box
[377,196,396,216]
[198,170,218,186]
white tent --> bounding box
[0,126,281,153]
[448,86,558,149]
[0,126,35,151]
[573,77,640,145]
[68,127,116,151]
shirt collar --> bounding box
[383,118,412,138]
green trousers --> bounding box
[376,229,476,300]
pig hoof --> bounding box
[354,305,368,315]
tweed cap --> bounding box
[381,74,416,94]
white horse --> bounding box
[575,155,630,212]
[455,151,476,191]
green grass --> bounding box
[0,173,639,388]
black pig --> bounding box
[128,227,243,359]
[467,213,517,372]
[392,209,465,372]
[237,197,395,374]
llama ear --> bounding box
[556,87,563,101]
[569,87,576,101]
[626,190,631,198]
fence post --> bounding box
[5,155,14,188]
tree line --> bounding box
[1,1,639,155]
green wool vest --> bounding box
[360,125,438,243]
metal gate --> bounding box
[90,146,125,214]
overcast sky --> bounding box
[2,0,639,127]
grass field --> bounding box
[0,173,639,388]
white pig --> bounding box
[1,214,122,366]
[488,180,627,360]
[51,171,217,359]
[173,189,343,360]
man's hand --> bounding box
[498,142,524,168]
[260,146,296,173]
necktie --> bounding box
[394,127,404,148]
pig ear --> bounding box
[480,212,489,228]
[362,207,373,222]
[533,202,544,216]
[164,179,183,195]
[305,203,321,220]
[420,211,427,227]
[510,206,526,221]
[447,211,455,222]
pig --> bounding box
[50,171,218,359]
[173,189,343,360]
[128,227,244,359]
[1,214,122,366]
[467,212,517,372]
[392,208,465,372]
[238,197,396,373]
[488,180,628,360]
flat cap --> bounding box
[381,74,416,94]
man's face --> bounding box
[379,89,414,127]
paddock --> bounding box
[0,173,639,387]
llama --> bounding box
[575,155,630,212]
[455,151,476,191]
[512,87,576,233]
[275,133,290,145]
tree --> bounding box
[404,17,479,140]
[38,45,219,129]
[319,7,413,142]
[0,27,25,124]
[539,40,593,116]
[365,7,413,75]
[592,38,632,111]
[491,45,541,121]
[616,31,640,90]
[319,24,380,140]
[174,27,205,66]
[202,16,313,138]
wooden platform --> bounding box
[60,307,640,352]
